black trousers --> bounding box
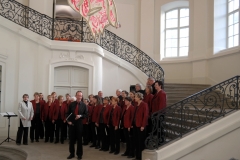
[133,126,146,160]
[30,114,41,141]
[69,122,83,158]
[99,123,109,150]
[109,125,120,153]
[45,118,54,142]
[90,122,97,146]
[39,120,44,139]
[123,128,134,156]
[82,124,89,144]
[16,120,29,144]
[55,119,67,142]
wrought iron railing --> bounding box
[0,0,164,81]
[145,75,240,150]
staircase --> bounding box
[146,76,240,150]
[164,83,211,106]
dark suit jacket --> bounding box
[66,101,88,124]
[151,90,167,115]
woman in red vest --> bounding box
[89,95,102,148]
[95,97,111,151]
[108,97,121,155]
[53,95,67,144]
[30,92,44,142]
[42,95,55,143]
[133,92,148,160]
[121,97,134,158]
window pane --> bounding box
[229,14,233,26]
[234,12,239,24]
[234,0,239,10]
[166,48,177,57]
[234,23,239,35]
[166,29,178,38]
[166,19,178,28]
[179,47,188,56]
[180,17,189,27]
[180,28,189,38]
[180,38,188,47]
[229,25,233,36]
[180,8,189,17]
[234,35,239,46]
[228,37,233,47]
[166,10,178,19]
[228,1,234,13]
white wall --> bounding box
[0,15,147,136]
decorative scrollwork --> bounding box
[146,76,240,150]
[0,0,165,81]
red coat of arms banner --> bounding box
[68,0,118,37]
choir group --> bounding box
[15,77,167,160]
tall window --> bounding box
[165,8,189,57]
[228,0,239,48]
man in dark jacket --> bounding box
[66,91,88,160]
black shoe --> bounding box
[103,149,109,151]
[67,154,74,159]
[61,141,64,144]
[99,148,104,151]
[109,150,115,153]
[16,143,21,145]
[23,143,28,145]
[114,151,119,155]
[95,146,100,149]
[31,140,34,143]
[54,141,59,144]
[50,141,53,143]
[127,156,134,158]
[36,140,39,142]
[83,143,88,146]
[77,157,82,160]
[121,153,128,156]
[90,144,95,148]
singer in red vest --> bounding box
[30,92,44,142]
[66,91,88,160]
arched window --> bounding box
[165,8,189,57]
[227,0,239,48]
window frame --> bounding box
[164,7,189,58]
[227,0,240,48]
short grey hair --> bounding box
[135,92,143,100]
[116,89,122,92]
[71,96,76,101]
[135,83,142,89]
[148,77,155,81]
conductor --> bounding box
[67,91,88,160]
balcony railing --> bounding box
[0,0,164,81]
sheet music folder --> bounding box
[0,112,18,117]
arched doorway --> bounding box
[54,66,89,98]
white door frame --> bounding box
[49,61,93,95]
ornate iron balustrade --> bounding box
[0,0,164,81]
[145,75,240,150]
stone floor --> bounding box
[0,137,129,160]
